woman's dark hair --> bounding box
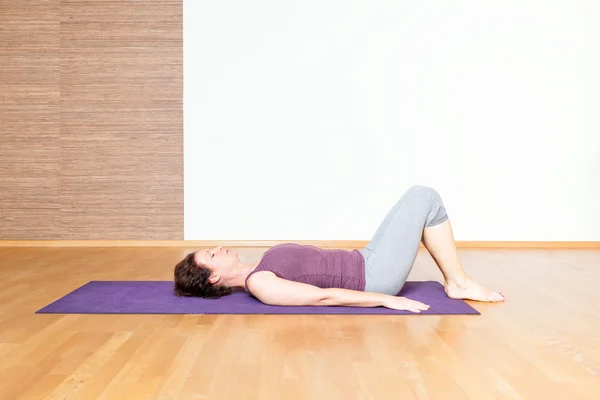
[173,252,233,299]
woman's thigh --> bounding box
[359,185,448,295]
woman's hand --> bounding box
[382,296,430,313]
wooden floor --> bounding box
[0,246,599,399]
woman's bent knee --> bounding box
[406,184,440,200]
[404,185,445,217]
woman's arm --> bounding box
[246,271,429,312]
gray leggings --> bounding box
[359,185,449,295]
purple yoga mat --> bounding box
[36,280,480,315]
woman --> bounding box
[174,185,504,313]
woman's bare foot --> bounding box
[444,277,504,302]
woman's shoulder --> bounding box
[245,270,277,296]
[246,269,276,283]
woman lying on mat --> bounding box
[173,185,504,313]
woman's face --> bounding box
[194,246,239,283]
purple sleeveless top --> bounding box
[244,243,366,292]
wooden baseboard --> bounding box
[0,240,599,249]
[453,241,600,249]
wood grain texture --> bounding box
[0,0,183,240]
[60,0,183,240]
[0,246,599,399]
[0,0,61,239]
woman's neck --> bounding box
[225,260,261,289]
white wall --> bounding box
[184,0,600,241]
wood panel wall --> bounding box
[0,0,61,238]
[0,0,183,240]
